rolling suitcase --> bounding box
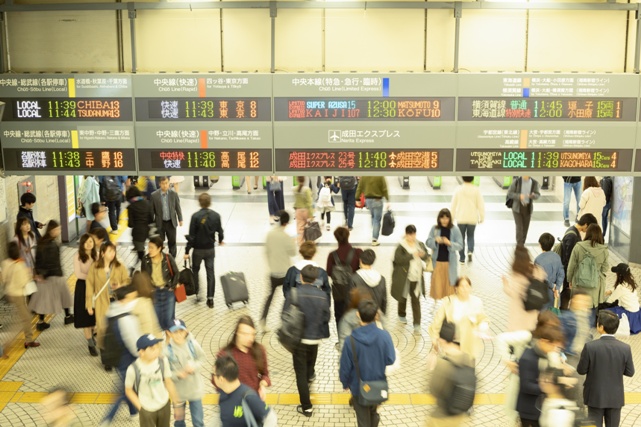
[221,272,249,308]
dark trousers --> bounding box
[342,189,356,228]
[106,200,121,231]
[159,220,177,258]
[519,419,540,427]
[334,298,348,331]
[353,399,380,427]
[588,406,621,427]
[267,188,285,216]
[397,281,421,326]
[192,248,215,299]
[321,210,332,224]
[513,208,532,246]
[293,343,318,409]
[261,276,284,320]
[560,278,572,310]
[602,202,611,238]
[457,223,476,261]
[140,400,171,427]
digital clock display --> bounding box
[137,149,273,173]
[456,149,634,172]
[2,98,133,121]
[2,148,136,173]
[274,149,454,172]
[458,97,637,121]
[273,97,456,121]
[135,98,271,121]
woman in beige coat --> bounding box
[502,246,546,332]
[85,241,129,366]
[130,271,163,338]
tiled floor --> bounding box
[0,176,640,426]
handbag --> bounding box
[268,179,282,192]
[303,221,322,241]
[423,254,434,273]
[24,280,38,296]
[174,284,187,303]
[350,336,389,405]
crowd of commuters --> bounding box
[0,174,638,427]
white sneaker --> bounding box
[326,225,331,231]
[468,252,473,262]
[372,240,380,246]
[259,319,270,332]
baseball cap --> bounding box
[169,319,188,333]
[136,334,163,351]
[611,263,630,275]
[439,321,459,345]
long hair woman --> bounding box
[577,176,606,229]
[13,217,36,271]
[28,220,74,331]
[73,234,98,356]
[216,315,271,400]
[426,209,464,301]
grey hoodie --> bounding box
[352,269,387,314]
[163,335,207,401]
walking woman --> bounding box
[567,224,609,325]
[267,175,285,224]
[426,208,464,301]
[1,242,39,350]
[577,177,607,229]
[130,271,163,338]
[428,277,488,362]
[141,236,179,331]
[293,176,314,245]
[28,220,74,331]
[126,186,152,264]
[86,241,129,369]
[216,315,271,400]
[392,225,431,333]
[13,217,36,271]
[73,234,98,356]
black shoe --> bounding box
[195,296,202,304]
[36,322,50,331]
[24,341,40,348]
[88,346,99,357]
[564,219,571,227]
[64,315,74,325]
[308,373,316,383]
[104,365,113,372]
[206,299,214,308]
[296,405,313,417]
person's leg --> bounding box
[604,407,621,427]
[307,344,318,381]
[153,289,164,330]
[602,203,611,237]
[352,399,372,427]
[107,201,118,230]
[342,190,349,224]
[346,189,356,228]
[267,190,278,217]
[166,223,177,258]
[204,250,216,300]
[189,400,204,427]
[370,404,380,427]
[573,181,582,217]
[191,249,204,297]
[467,224,476,257]
[397,297,407,319]
[588,407,605,427]
[158,400,171,427]
[458,224,467,262]
[409,281,421,327]
[295,209,307,245]
[369,199,383,240]
[293,345,311,409]
[276,188,285,211]
[326,211,331,225]
[513,211,524,246]
[262,276,283,320]
[167,289,176,328]
[522,209,532,245]
[334,298,346,331]
[245,176,252,193]
[115,200,122,229]
[563,182,571,221]
[9,296,33,343]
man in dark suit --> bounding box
[150,176,183,258]
[577,310,635,427]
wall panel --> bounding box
[275,9,323,71]
[426,10,455,72]
[222,10,271,72]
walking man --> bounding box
[507,176,540,246]
[151,176,183,258]
[355,176,389,246]
[450,176,485,264]
[184,193,224,308]
[339,176,358,230]
[562,176,582,226]
[340,300,395,427]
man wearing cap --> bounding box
[125,334,181,427]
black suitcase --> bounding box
[221,272,249,308]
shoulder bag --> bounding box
[166,254,186,303]
[350,336,389,405]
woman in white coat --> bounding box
[577,177,606,229]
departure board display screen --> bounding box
[458,98,637,121]
[273,98,455,121]
[3,98,133,121]
[456,149,633,172]
[135,98,271,121]
[3,148,136,173]
[274,149,454,172]
[137,149,273,173]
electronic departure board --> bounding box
[133,74,273,174]
[137,149,272,172]
[0,74,136,174]
[456,149,633,172]
[274,149,454,173]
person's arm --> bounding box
[556,259,565,291]
[127,206,134,229]
[282,268,294,298]
[624,346,635,377]
[381,178,389,201]
[174,193,183,224]
[185,216,197,255]
[448,227,464,253]
[286,235,297,258]
[168,254,180,287]
[381,279,388,314]
[215,213,224,244]
[385,333,396,366]
[393,244,413,266]
[477,189,486,223]
[576,345,589,375]
[124,366,142,411]
[566,245,579,285]
[601,249,609,277]
[259,345,272,388]
[304,188,314,216]
[355,179,363,199]
[450,192,459,223]
[425,226,438,251]
[531,180,541,200]
[85,267,96,313]
[579,190,588,210]
[496,331,532,365]
[246,392,270,422]
[418,243,430,262]
[338,341,354,389]
[506,180,519,201]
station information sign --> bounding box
[455,74,639,173]
[133,74,273,174]
[0,74,136,174]
[272,74,456,174]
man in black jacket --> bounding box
[287,265,330,418]
[150,176,183,258]
[578,310,635,427]
[600,176,613,238]
[17,192,43,240]
[559,213,597,309]
[507,176,540,247]
[184,193,224,308]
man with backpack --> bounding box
[184,193,224,308]
[339,176,358,230]
[340,300,395,427]
[101,176,128,235]
[99,285,142,427]
[559,213,598,309]
[351,249,387,315]
[326,227,362,331]
[600,176,613,238]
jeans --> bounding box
[160,220,178,258]
[366,198,384,240]
[293,343,318,409]
[397,281,421,326]
[106,200,121,231]
[342,189,356,228]
[174,400,204,427]
[563,181,582,221]
[267,188,285,216]
[352,398,380,427]
[541,287,555,312]
[104,364,137,422]
[457,224,476,261]
[153,287,176,331]
[261,276,284,320]
[192,248,215,299]
[588,406,621,427]
[602,202,611,238]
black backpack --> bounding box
[193,212,217,249]
[381,210,395,236]
[330,249,355,302]
[277,288,305,353]
[523,277,550,311]
[443,356,476,415]
[104,177,122,202]
[339,176,357,191]
[101,312,129,367]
